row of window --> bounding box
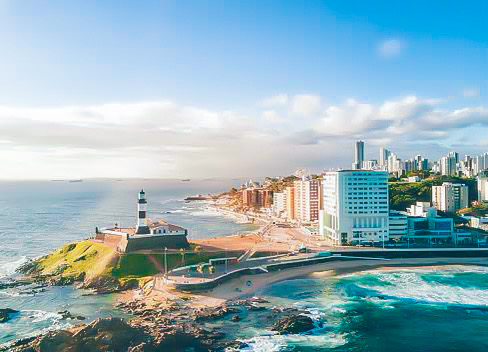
[348,211,388,214]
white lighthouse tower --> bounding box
[135,189,150,234]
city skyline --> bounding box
[0,1,486,179]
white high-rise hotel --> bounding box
[319,170,389,245]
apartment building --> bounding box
[478,171,488,202]
[319,170,389,245]
[272,192,287,217]
[285,186,295,221]
[242,188,273,208]
[294,177,321,223]
[432,182,469,212]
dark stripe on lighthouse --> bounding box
[139,211,146,218]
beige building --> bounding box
[432,183,468,213]
[294,177,321,224]
[285,186,295,221]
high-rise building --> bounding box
[448,151,459,164]
[319,170,389,245]
[379,148,391,169]
[272,192,287,217]
[387,153,403,177]
[353,141,365,170]
[478,171,488,202]
[440,154,457,176]
[285,186,295,221]
[241,188,273,208]
[432,183,469,212]
[294,177,321,223]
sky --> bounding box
[0,0,486,180]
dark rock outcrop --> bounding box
[57,310,85,321]
[0,308,19,323]
[16,260,41,275]
[193,305,239,321]
[11,317,148,352]
[272,314,316,335]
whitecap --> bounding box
[241,332,347,351]
[0,256,28,278]
[354,269,488,307]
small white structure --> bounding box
[408,176,421,182]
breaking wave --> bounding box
[342,267,488,307]
[0,256,28,278]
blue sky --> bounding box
[0,0,486,179]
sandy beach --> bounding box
[133,256,488,310]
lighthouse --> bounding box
[135,189,150,234]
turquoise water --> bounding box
[0,179,257,345]
[2,180,488,351]
[231,266,488,351]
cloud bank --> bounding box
[0,94,486,179]
[377,39,406,59]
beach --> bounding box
[130,256,488,310]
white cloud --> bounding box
[0,95,486,180]
[463,87,480,97]
[303,95,488,144]
[260,94,288,108]
[377,39,405,59]
[262,110,284,123]
[291,94,321,116]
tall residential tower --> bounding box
[353,140,365,169]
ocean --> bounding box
[2,180,488,351]
[231,266,488,352]
[0,178,257,346]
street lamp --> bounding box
[164,247,168,278]
[225,247,228,273]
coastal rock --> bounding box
[128,342,157,352]
[154,330,208,351]
[0,308,19,323]
[15,260,41,275]
[193,305,239,321]
[11,317,148,352]
[48,276,75,286]
[0,279,33,290]
[272,314,316,335]
[57,310,85,321]
[231,315,241,322]
[248,297,270,304]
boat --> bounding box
[69,179,83,183]
[184,194,209,201]
[181,179,191,182]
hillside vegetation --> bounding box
[389,176,478,211]
[18,241,242,291]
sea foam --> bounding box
[354,269,488,307]
[0,256,28,278]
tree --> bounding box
[209,265,216,274]
[196,264,205,274]
[194,245,202,255]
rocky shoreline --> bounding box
[3,294,323,351]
